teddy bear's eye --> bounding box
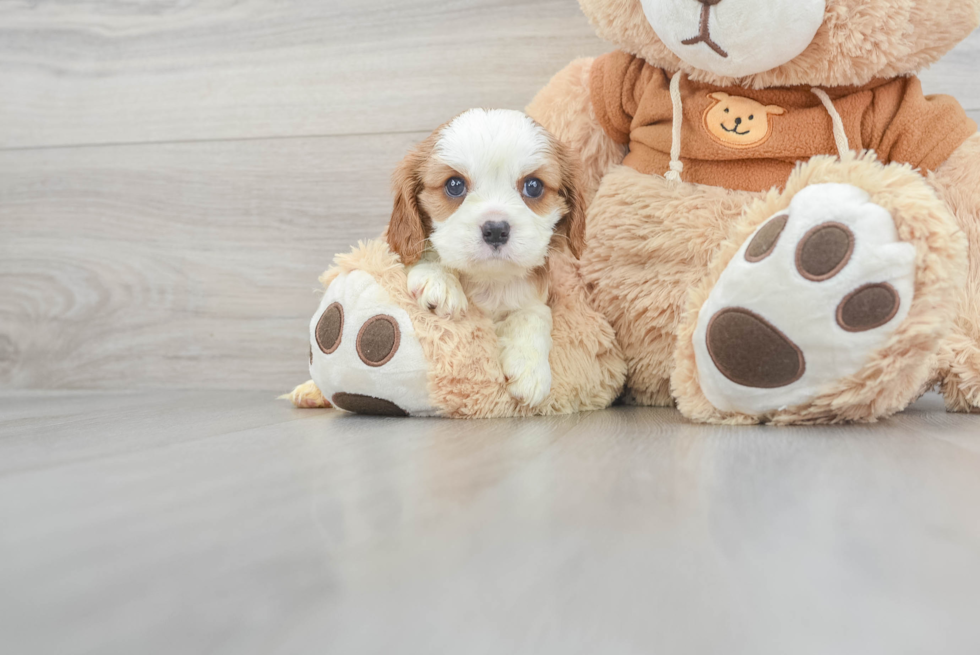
[749,115,755,120]
[724,108,729,113]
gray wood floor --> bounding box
[1,390,979,654]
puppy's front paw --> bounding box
[502,347,552,408]
[407,265,468,319]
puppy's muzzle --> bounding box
[481,221,510,248]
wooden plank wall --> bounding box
[1,1,977,391]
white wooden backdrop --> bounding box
[1,1,977,391]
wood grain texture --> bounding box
[0,0,609,149]
[0,132,425,390]
[1,390,979,654]
[0,1,973,151]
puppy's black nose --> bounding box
[481,221,510,247]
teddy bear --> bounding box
[519,0,980,424]
[292,0,980,424]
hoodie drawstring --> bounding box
[665,72,685,183]
[810,87,850,158]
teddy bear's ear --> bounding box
[386,141,431,266]
[765,105,787,116]
[709,92,730,102]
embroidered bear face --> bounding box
[579,0,980,89]
[703,92,785,149]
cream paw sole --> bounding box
[309,270,437,417]
[693,183,917,415]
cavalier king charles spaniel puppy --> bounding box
[385,109,585,408]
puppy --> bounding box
[386,109,585,408]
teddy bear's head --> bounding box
[580,0,980,88]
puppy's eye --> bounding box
[522,178,544,199]
[444,177,467,198]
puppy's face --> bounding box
[387,109,584,275]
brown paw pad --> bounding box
[796,222,854,281]
[837,283,901,333]
[316,302,344,354]
[356,315,400,367]
[745,213,788,263]
[330,392,408,417]
[706,308,806,389]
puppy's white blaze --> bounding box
[437,109,551,186]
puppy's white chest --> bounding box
[464,277,541,322]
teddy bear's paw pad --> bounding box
[330,392,409,417]
[315,303,344,354]
[309,270,437,417]
[744,213,788,262]
[693,183,916,415]
[795,222,855,281]
[705,308,805,389]
[836,283,901,332]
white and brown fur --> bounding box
[386,109,586,407]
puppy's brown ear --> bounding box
[386,144,430,266]
[555,142,587,260]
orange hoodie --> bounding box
[590,51,977,193]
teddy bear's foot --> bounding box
[308,269,438,417]
[692,183,917,415]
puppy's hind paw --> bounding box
[407,264,468,319]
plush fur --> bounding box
[525,0,980,423]
[582,163,754,408]
[930,133,980,413]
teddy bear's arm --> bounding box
[930,131,980,412]
[527,58,627,206]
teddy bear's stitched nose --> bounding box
[734,117,742,125]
